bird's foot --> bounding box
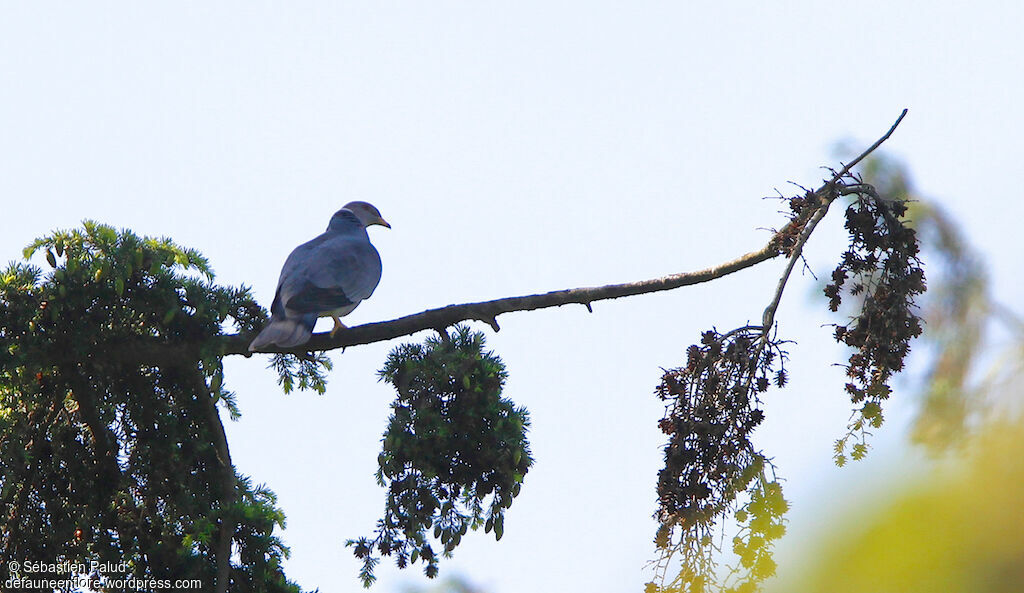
[330,316,347,338]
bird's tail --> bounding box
[248,314,318,351]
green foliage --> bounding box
[229,477,304,592]
[0,222,306,591]
[728,479,787,592]
[348,325,532,585]
[271,351,333,395]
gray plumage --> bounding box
[249,201,390,351]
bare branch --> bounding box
[228,243,780,356]
[225,109,909,358]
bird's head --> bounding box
[333,201,391,230]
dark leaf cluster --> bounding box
[825,197,926,464]
[348,325,532,586]
[1,222,306,592]
[650,327,788,592]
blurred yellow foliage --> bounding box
[783,418,1024,593]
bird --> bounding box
[249,201,390,351]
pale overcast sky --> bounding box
[2,3,1022,592]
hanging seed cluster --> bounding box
[826,197,925,463]
[654,329,784,527]
[651,328,789,592]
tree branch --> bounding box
[836,109,908,179]
[761,195,832,332]
[227,244,781,356]
[225,109,909,358]
[760,109,908,339]
[198,380,236,593]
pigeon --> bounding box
[249,201,389,351]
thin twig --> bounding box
[835,109,908,179]
[761,203,832,331]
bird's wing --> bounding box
[276,230,382,316]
